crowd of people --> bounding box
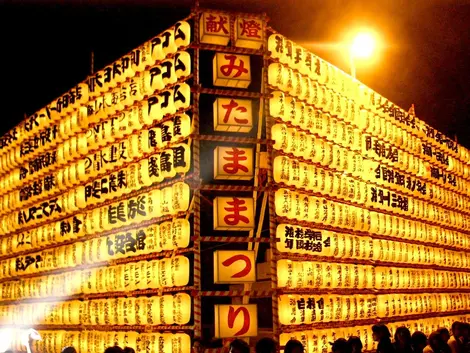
[226,322,470,353]
[37,321,470,353]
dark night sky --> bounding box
[1,0,469,149]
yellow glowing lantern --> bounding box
[170,218,190,249]
[213,196,254,230]
[213,53,251,88]
[234,16,263,49]
[277,259,294,288]
[172,182,190,213]
[172,256,190,287]
[214,146,254,180]
[173,293,191,324]
[214,250,256,284]
[214,304,258,338]
[199,12,230,45]
[158,294,173,324]
[213,97,253,132]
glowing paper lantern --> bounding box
[213,97,253,132]
[213,53,251,88]
[214,250,256,283]
[214,146,254,180]
[214,304,258,338]
[199,12,230,45]
[213,196,255,230]
[234,17,263,49]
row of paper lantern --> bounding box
[0,256,190,301]
[273,152,470,217]
[0,219,191,279]
[0,180,190,236]
[268,75,470,180]
[277,260,470,289]
[0,82,192,191]
[276,223,470,268]
[0,215,189,256]
[269,91,470,184]
[0,20,191,160]
[273,150,470,214]
[0,140,191,218]
[274,188,470,246]
[278,293,470,326]
[0,293,191,326]
[279,314,470,353]
[271,121,470,201]
[0,51,192,176]
[0,114,192,212]
[2,331,192,353]
[266,37,470,165]
[274,185,470,235]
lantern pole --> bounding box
[192,2,202,341]
[263,47,280,349]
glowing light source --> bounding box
[351,32,376,59]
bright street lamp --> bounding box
[349,31,377,78]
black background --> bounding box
[1,0,469,149]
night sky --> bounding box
[1,0,469,149]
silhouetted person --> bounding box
[331,338,352,353]
[105,346,124,353]
[192,339,204,353]
[348,336,363,353]
[411,331,427,353]
[438,329,452,353]
[256,338,276,353]
[61,347,77,353]
[394,327,413,353]
[229,339,250,353]
[449,322,464,353]
[123,347,135,353]
[424,332,441,353]
[461,324,470,353]
[372,324,395,353]
[285,340,304,353]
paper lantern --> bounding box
[173,293,191,324]
[213,53,251,88]
[159,257,172,288]
[213,97,253,132]
[213,196,254,230]
[199,12,230,45]
[214,304,258,338]
[277,259,294,288]
[214,146,254,180]
[214,250,256,283]
[234,16,263,49]
[172,333,191,353]
[161,294,175,324]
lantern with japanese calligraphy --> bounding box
[277,259,295,288]
[213,97,253,133]
[173,293,191,324]
[214,146,254,180]
[278,295,300,325]
[234,17,263,49]
[199,12,230,45]
[213,52,251,88]
[172,256,190,286]
[159,294,174,324]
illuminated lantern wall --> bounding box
[0,18,194,353]
[268,31,470,348]
[1,6,470,353]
